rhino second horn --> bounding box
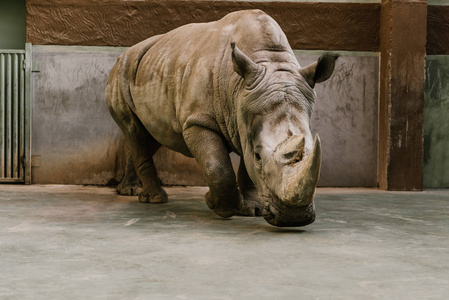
[275,135,305,164]
[280,134,321,207]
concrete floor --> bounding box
[0,185,448,299]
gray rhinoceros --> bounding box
[106,9,337,227]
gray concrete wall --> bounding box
[424,55,449,188]
[31,46,126,185]
[296,53,379,187]
[31,46,379,187]
[31,46,205,186]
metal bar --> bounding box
[0,48,28,183]
[19,53,25,180]
[0,50,26,54]
[12,54,19,178]
[0,50,27,182]
[24,43,32,184]
[0,178,25,183]
[5,54,12,178]
[0,54,4,178]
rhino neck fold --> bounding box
[211,50,244,155]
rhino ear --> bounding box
[299,53,338,88]
[231,42,264,87]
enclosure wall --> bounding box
[18,0,449,188]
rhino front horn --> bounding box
[281,134,321,207]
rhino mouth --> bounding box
[262,196,316,227]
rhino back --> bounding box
[121,10,294,154]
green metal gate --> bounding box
[0,44,31,184]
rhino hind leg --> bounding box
[127,126,167,204]
[237,158,264,217]
[109,102,167,204]
[183,126,241,218]
[117,150,141,196]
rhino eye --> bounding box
[255,152,261,161]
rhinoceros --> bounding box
[105,9,337,227]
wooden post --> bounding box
[378,0,427,190]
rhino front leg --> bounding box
[183,126,241,218]
[237,158,264,216]
[117,149,141,196]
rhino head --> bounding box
[231,43,337,227]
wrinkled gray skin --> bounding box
[106,10,337,227]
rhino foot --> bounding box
[237,189,264,217]
[139,189,168,204]
[117,182,142,196]
[205,190,239,219]
[237,199,264,217]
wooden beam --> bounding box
[26,0,380,52]
[378,0,426,190]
